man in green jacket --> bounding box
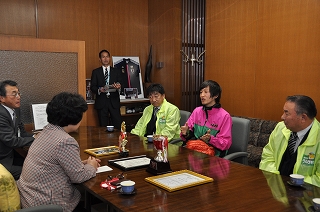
[131,83,180,141]
[259,95,320,187]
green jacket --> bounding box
[259,119,320,187]
[130,99,180,141]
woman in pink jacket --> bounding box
[180,80,232,157]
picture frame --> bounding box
[145,170,213,192]
[124,88,138,99]
[112,56,144,99]
[84,146,126,157]
[108,155,151,171]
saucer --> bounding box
[287,181,305,188]
[118,188,137,195]
[308,206,320,212]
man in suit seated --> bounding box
[0,80,34,180]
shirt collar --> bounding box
[296,121,313,141]
[1,104,14,117]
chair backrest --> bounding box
[228,117,250,154]
[179,110,191,126]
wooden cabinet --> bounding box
[86,99,150,130]
[120,98,150,131]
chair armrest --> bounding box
[224,152,248,161]
[169,138,183,144]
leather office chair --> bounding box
[17,205,63,212]
[224,117,250,165]
[169,110,191,144]
[179,110,191,126]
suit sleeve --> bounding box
[0,112,34,148]
[90,69,99,94]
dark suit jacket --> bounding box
[0,104,34,171]
[90,66,122,110]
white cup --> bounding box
[147,135,153,142]
[290,174,304,185]
[107,125,114,132]
[313,198,320,210]
[120,180,135,193]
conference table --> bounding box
[72,126,320,212]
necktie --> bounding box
[153,107,159,120]
[12,110,15,126]
[288,132,298,155]
[104,67,109,85]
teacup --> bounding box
[290,174,304,186]
[147,135,153,142]
[107,125,114,132]
[120,180,135,193]
[313,198,320,210]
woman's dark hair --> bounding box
[199,80,222,103]
[46,92,88,127]
[0,80,17,96]
[146,83,165,96]
[286,95,317,119]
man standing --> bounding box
[90,50,122,129]
[0,80,34,180]
[259,95,320,187]
[131,83,180,141]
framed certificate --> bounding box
[84,146,126,157]
[145,170,213,192]
[31,103,48,130]
[108,155,151,171]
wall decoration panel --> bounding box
[0,50,78,124]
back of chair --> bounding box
[225,117,250,164]
[169,110,191,144]
[179,110,191,126]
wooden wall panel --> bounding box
[206,0,258,118]
[0,0,36,37]
[206,0,320,121]
[255,0,320,120]
[37,0,100,79]
[99,0,148,77]
[148,0,182,107]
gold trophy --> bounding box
[119,121,129,157]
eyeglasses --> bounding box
[7,92,21,98]
[148,94,161,100]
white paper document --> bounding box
[96,165,113,173]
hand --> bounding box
[33,131,40,138]
[113,82,121,89]
[180,122,189,135]
[86,156,101,170]
[99,87,106,93]
[200,129,211,143]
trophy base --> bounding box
[119,151,129,157]
[146,158,172,175]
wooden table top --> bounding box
[72,126,320,212]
